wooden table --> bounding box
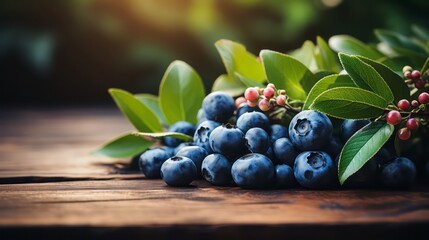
[1,108,428,239]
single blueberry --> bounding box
[164,121,196,147]
[294,151,337,189]
[160,156,197,187]
[275,164,295,188]
[209,124,247,160]
[174,142,195,155]
[236,111,270,134]
[201,154,233,186]
[139,148,173,178]
[244,127,270,154]
[236,104,262,120]
[273,137,298,166]
[193,120,221,153]
[340,119,370,143]
[202,92,236,123]
[270,124,289,143]
[381,157,416,188]
[231,153,275,189]
[176,146,208,177]
[288,110,333,151]
[324,137,343,159]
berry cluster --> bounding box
[138,90,420,189]
[402,66,429,89]
[386,92,429,140]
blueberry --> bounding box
[236,104,262,120]
[244,127,270,154]
[231,153,275,189]
[209,123,246,159]
[275,164,295,188]
[294,151,337,189]
[264,147,276,162]
[139,148,173,178]
[273,137,298,166]
[335,155,377,188]
[236,111,270,134]
[324,137,343,159]
[201,154,233,186]
[381,157,416,188]
[288,110,333,151]
[175,146,208,177]
[174,142,194,155]
[202,92,235,123]
[160,156,197,186]
[340,119,370,142]
[164,121,196,147]
[270,124,289,143]
[193,120,221,153]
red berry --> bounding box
[402,66,413,73]
[263,87,275,99]
[411,70,421,80]
[415,79,425,89]
[235,97,246,107]
[267,83,276,89]
[247,100,258,108]
[386,110,402,125]
[276,95,286,106]
[418,92,429,104]
[404,71,412,79]
[398,128,411,141]
[397,99,410,110]
[244,87,259,102]
[406,118,419,131]
[258,99,272,112]
[411,100,419,107]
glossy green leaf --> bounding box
[339,122,394,185]
[134,94,168,126]
[303,74,355,110]
[159,60,206,125]
[212,74,246,97]
[339,53,394,103]
[109,88,162,132]
[133,132,193,142]
[93,133,154,158]
[314,36,341,73]
[260,50,317,101]
[412,25,429,41]
[378,56,412,76]
[357,56,409,102]
[234,72,265,88]
[310,87,388,119]
[329,35,383,60]
[290,40,318,71]
[215,39,265,82]
[375,29,425,52]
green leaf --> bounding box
[109,88,162,132]
[309,87,388,119]
[215,39,265,82]
[314,36,341,73]
[329,35,384,59]
[212,74,246,97]
[339,53,394,103]
[260,50,317,101]
[338,122,394,185]
[159,60,206,125]
[412,25,429,42]
[378,56,412,76]
[93,133,154,158]
[290,40,318,71]
[375,29,425,53]
[134,94,168,126]
[357,56,409,102]
[133,132,193,142]
[421,57,429,73]
[234,72,265,88]
[303,74,355,110]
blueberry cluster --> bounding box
[138,91,419,189]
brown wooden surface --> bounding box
[1,108,429,240]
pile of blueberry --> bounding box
[139,90,425,189]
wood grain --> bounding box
[0,108,428,239]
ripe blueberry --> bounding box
[294,151,337,189]
[236,104,262,120]
[244,127,270,154]
[193,120,221,153]
[139,148,173,178]
[209,124,246,159]
[270,124,289,143]
[164,121,196,147]
[201,154,233,186]
[236,111,270,134]
[231,153,275,189]
[272,137,297,166]
[381,157,416,188]
[275,164,295,188]
[175,146,208,177]
[161,156,197,187]
[340,119,370,142]
[202,91,236,123]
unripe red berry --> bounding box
[386,110,402,125]
[418,92,429,104]
[411,100,419,107]
[411,70,421,80]
[235,97,247,107]
[397,128,411,141]
[402,66,413,73]
[258,98,272,112]
[276,95,286,106]
[244,87,259,102]
[404,71,412,79]
[263,87,275,99]
[267,83,276,89]
[406,118,419,131]
[415,79,425,89]
[397,99,410,111]
[279,89,286,95]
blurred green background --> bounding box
[1,0,428,106]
